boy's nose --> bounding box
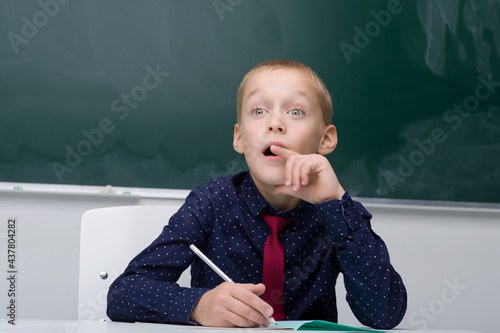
[267,115,286,133]
[268,124,285,133]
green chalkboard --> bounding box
[1,0,499,203]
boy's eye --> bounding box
[253,108,266,116]
[289,109,303,116]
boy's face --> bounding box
[233,67,336,191]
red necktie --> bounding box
[262,213,291,320]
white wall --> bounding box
[0,182,498,333]
[336,201,500,333]
[0,182,188,320]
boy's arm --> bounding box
[271,146,407,329]
[106,185,272,327]
[317,193,407,329]
[107,250,271,327]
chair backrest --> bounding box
[78,204,190,321]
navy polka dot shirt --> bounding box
[107,172,407,329]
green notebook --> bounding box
[276,320,383,332]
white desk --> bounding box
[0,320,481,333]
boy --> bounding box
[107,59,407,329]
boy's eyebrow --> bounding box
[245,88,263,100]
[291,89,314,103]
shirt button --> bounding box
[360,246,367,253]
[344,209,350,216]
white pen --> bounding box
[189,244,277,326]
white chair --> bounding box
[78,205,191,321]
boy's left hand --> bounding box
[270,145,345,204]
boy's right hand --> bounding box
[189,282,273,327]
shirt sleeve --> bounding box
[106,187,212,325]
[316,192,407,329]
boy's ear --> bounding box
[317,124,338,155]
[233,123,244,154]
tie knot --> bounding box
[262,213,290,234]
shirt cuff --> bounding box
[166,287,210,325]
[316,191,372,233]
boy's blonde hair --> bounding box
[236,59,333,125]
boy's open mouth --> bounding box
[263,147,277,156]
[262,143,285,157]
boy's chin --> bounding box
[259,174,286,188]
[250,171,285,188]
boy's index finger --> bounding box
[270,145,297,158]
